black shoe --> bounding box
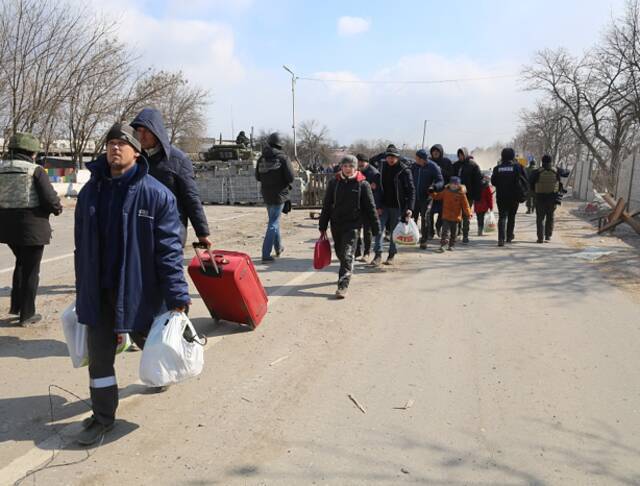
[420,243,427,250]
[506,237,514,243]
[537,239,543,244]
[261,256,275,263]
[383,255,395,266]
[9,308,19,316]
[462,237,469,244]
[371,254,382,267]
[76,417,114,446]
[275,247,285,258]
[545,236,551,241]
[20,314,42,327]
[498,240,505,247]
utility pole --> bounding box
[421,120,428,149]
[283,65,298,160]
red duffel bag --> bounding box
[313,233,332,270]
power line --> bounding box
[296,73,518,85]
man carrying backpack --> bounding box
[529,154,561,243]
[491,148,528,247]
[319,155,380,299]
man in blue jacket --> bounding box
[74,124,191,446]
[411,149,444,250]
[131,108,211,247]
[371,145,416,267]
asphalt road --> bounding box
[1,204,639,485]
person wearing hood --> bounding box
[428,144,453,238]
[529,154,561,243]
[429,176,472,252]
[371,145,416,267]
[474,174,494,236]
[255,132,295,262]
[0,132,62,326]
[491,147,528,246]
[130,108,210,248]
[525,159,537,214]
[452,147,482,244]
[319,155,380,299]
[411,149,444,249]
[236,130,250,147]
[74,124,190,446]
[355,153,381,261]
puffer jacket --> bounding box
[430,184,472,223]
[410,160,444,202]
[319,172,380,235]
[255,146,295,205]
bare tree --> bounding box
[297,120,334,167]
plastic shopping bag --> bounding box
[393,219,420,246]
[313,233,332,270]
[139,311,205,387]
[61,301,131,368]
[485,211,497,233]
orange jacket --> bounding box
[431,185,472,222]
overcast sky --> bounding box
[96,0,626,150]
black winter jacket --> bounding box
[378,160,416,214]
[255,146,295,205]
[491,161,528,202]
[452,149,483,201]
[0,154,62,246]
[319,172,380,235]
[429,144,453,183]
[131,108,210,237]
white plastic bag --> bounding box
[393,219,420,246]
[139,311,205,387]
[61,301,132,368]
[485,211,497,233]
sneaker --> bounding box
[361,252,370,262]
[275,247,285,257]
[9,308,19,316]
[76,417,114,446]
[335,287,347,299]
[436,246,445,253]
[498,240,505,247]
[20,314,42,327]
[261,256,275,263]
[383,255,395,266]
[545,236,551,242]
[370,254,382,267]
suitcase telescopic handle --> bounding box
[192,242,221,277]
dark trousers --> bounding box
[355,223,372,257]
[88,290,146,426]
[332,226,358,289]
[477,211,486,234]
[413,199,432,244]
[497,199,519,242]
[429,202,443,238]
[440,220,458,248]
[526,193,536,213]
[536,197,556,240]
[8,245,44,321]
[458,195,473,239]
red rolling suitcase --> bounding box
[188,243,268,329]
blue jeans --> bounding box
[373,207,401,256]
[262,204,284,258]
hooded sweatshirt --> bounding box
[130,108,210,237]
[255,145,296,205]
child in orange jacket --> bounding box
[429,176,472,252]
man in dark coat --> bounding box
[491,147,528,246]
[371,145,416,267]
[0,133,62,326]
[428,144,453,238]
[319,155,380,299]
[452,147,483,243]
[255,132,295,262]
[355,153,380,260]
[74,124,190,446]
[131,108,210,247]
[411,149,444,249]
[525,159,537,214]
[529,154,561,243]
